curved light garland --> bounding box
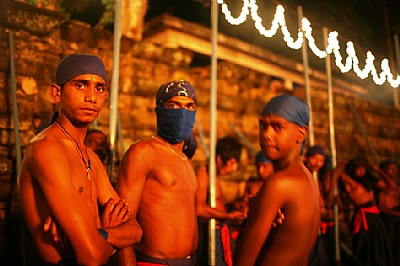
[216,0,400,88]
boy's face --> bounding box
[85,131,108,160]
[54,74,108,125]
[305,154,325,172]
[385,164,398,179]
[217,157,239,176]
[259,114,304,161]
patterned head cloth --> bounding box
[306,145,326,157]
[55,54,108,86]
[156,80,197,106]
[260,94,309,127]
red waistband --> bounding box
[353,205,380,235]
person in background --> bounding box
[234,94,320,266]
[117,80,199,266]
[375,159,400,266]
[332,156,393,266]
[85,128,110,164]
[234,151,274,214]
[18,54,142,265]
[195,136,247,266]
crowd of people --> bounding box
[17,54,399,266]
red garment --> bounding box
[137,262,164,266]
[352,205,380,235]
[320,221,335,235]
[216,224,233,266]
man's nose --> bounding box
[85,88,97,103]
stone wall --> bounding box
[1,14,400,264]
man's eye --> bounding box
[75,83,85,89]
[165,103,177,108]
[187,104,196,110]
[95,86,105,92]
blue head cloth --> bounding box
[255,150,272,164]
[260,94,309,127]
[379,159,397,170]
[55,54,108,86]
[306,145,326,157]
[35,111,59,135]
[183,133,197,159]
[156,80,197,106]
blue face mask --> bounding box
[155,107,196,144]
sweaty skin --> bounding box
[19,74,141,265]
[117,96,198,265]
[234,114,320,266]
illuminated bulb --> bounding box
[217,0,400,88]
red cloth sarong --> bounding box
[352,205,380,235]
[320,221,335,235]
[216,223,233,266]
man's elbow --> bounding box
[76,247,112,265]
[131,224,143,244]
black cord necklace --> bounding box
[55,120,91,181]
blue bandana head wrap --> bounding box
[55,54,108,86]
[255,150,272,164]
[156,80,197,106]
[260,94,309,127]
[306,145,326,157]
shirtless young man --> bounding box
[195,136,247,266]
[117,80,198,266]
[336,158,393,266]
[18,54,142,265]
[233,94,320,266]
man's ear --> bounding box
[297,126,308,144]
[50,84,61,103]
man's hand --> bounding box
[43,216,69,248]
[101,198,131,229]
[272,208,284,228]
[228,210,247,220]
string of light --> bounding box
[216,0,400,88]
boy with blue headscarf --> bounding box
[234,94,320,266]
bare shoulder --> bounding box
[123,138,158,161]
[26,133,68,164]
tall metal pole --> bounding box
[9,31,26,266]
[324,27,340,264]
[298,6,314,146]
[209,0,218,265]
[394,33,400,107]
[108,0,122,178]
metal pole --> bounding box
[324,27,340,264]
[9,31,26,266]
[394,33,400,107]
[108,0,122,178]
[298,6,314,146]
[209,0,218,265]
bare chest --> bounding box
[148,159,197,194]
